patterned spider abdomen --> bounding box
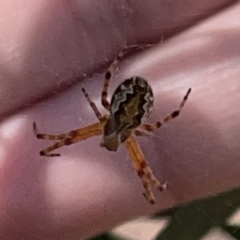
[111,76,154,130]
[101,76,154,151]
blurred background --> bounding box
[88,187,240,240]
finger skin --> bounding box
[0,0,235,117]
[0,1,240,240]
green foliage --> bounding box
[88,232,130,240]
[88,187,240,240]
[155,187,240,240]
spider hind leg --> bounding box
[142,88,191,132]
[101,49,128,111]
[82,88,102,121]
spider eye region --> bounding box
[101,117,131,151]
[110,76,154,130]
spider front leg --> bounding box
[124,134,166,204]
[142,88,191,132]
[33,122,103,157]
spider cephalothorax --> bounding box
[34,49,191,204]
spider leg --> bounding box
[33,122,103,157]
[33,122,72,140]
[142,88,191,131]
[124,134,166,204]
[101,50,125,111]
[134,128,153,137]
[82,88,102,121]
[101,45,156,111]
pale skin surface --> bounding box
[0,0,240,239]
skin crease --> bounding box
[0,0,240,239]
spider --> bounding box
[33,49,191,204]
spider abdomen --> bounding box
[110,76,154,132]
[101,76,154,151]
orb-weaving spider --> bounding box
[33,49,191,204]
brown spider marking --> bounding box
[34,48,191,204]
